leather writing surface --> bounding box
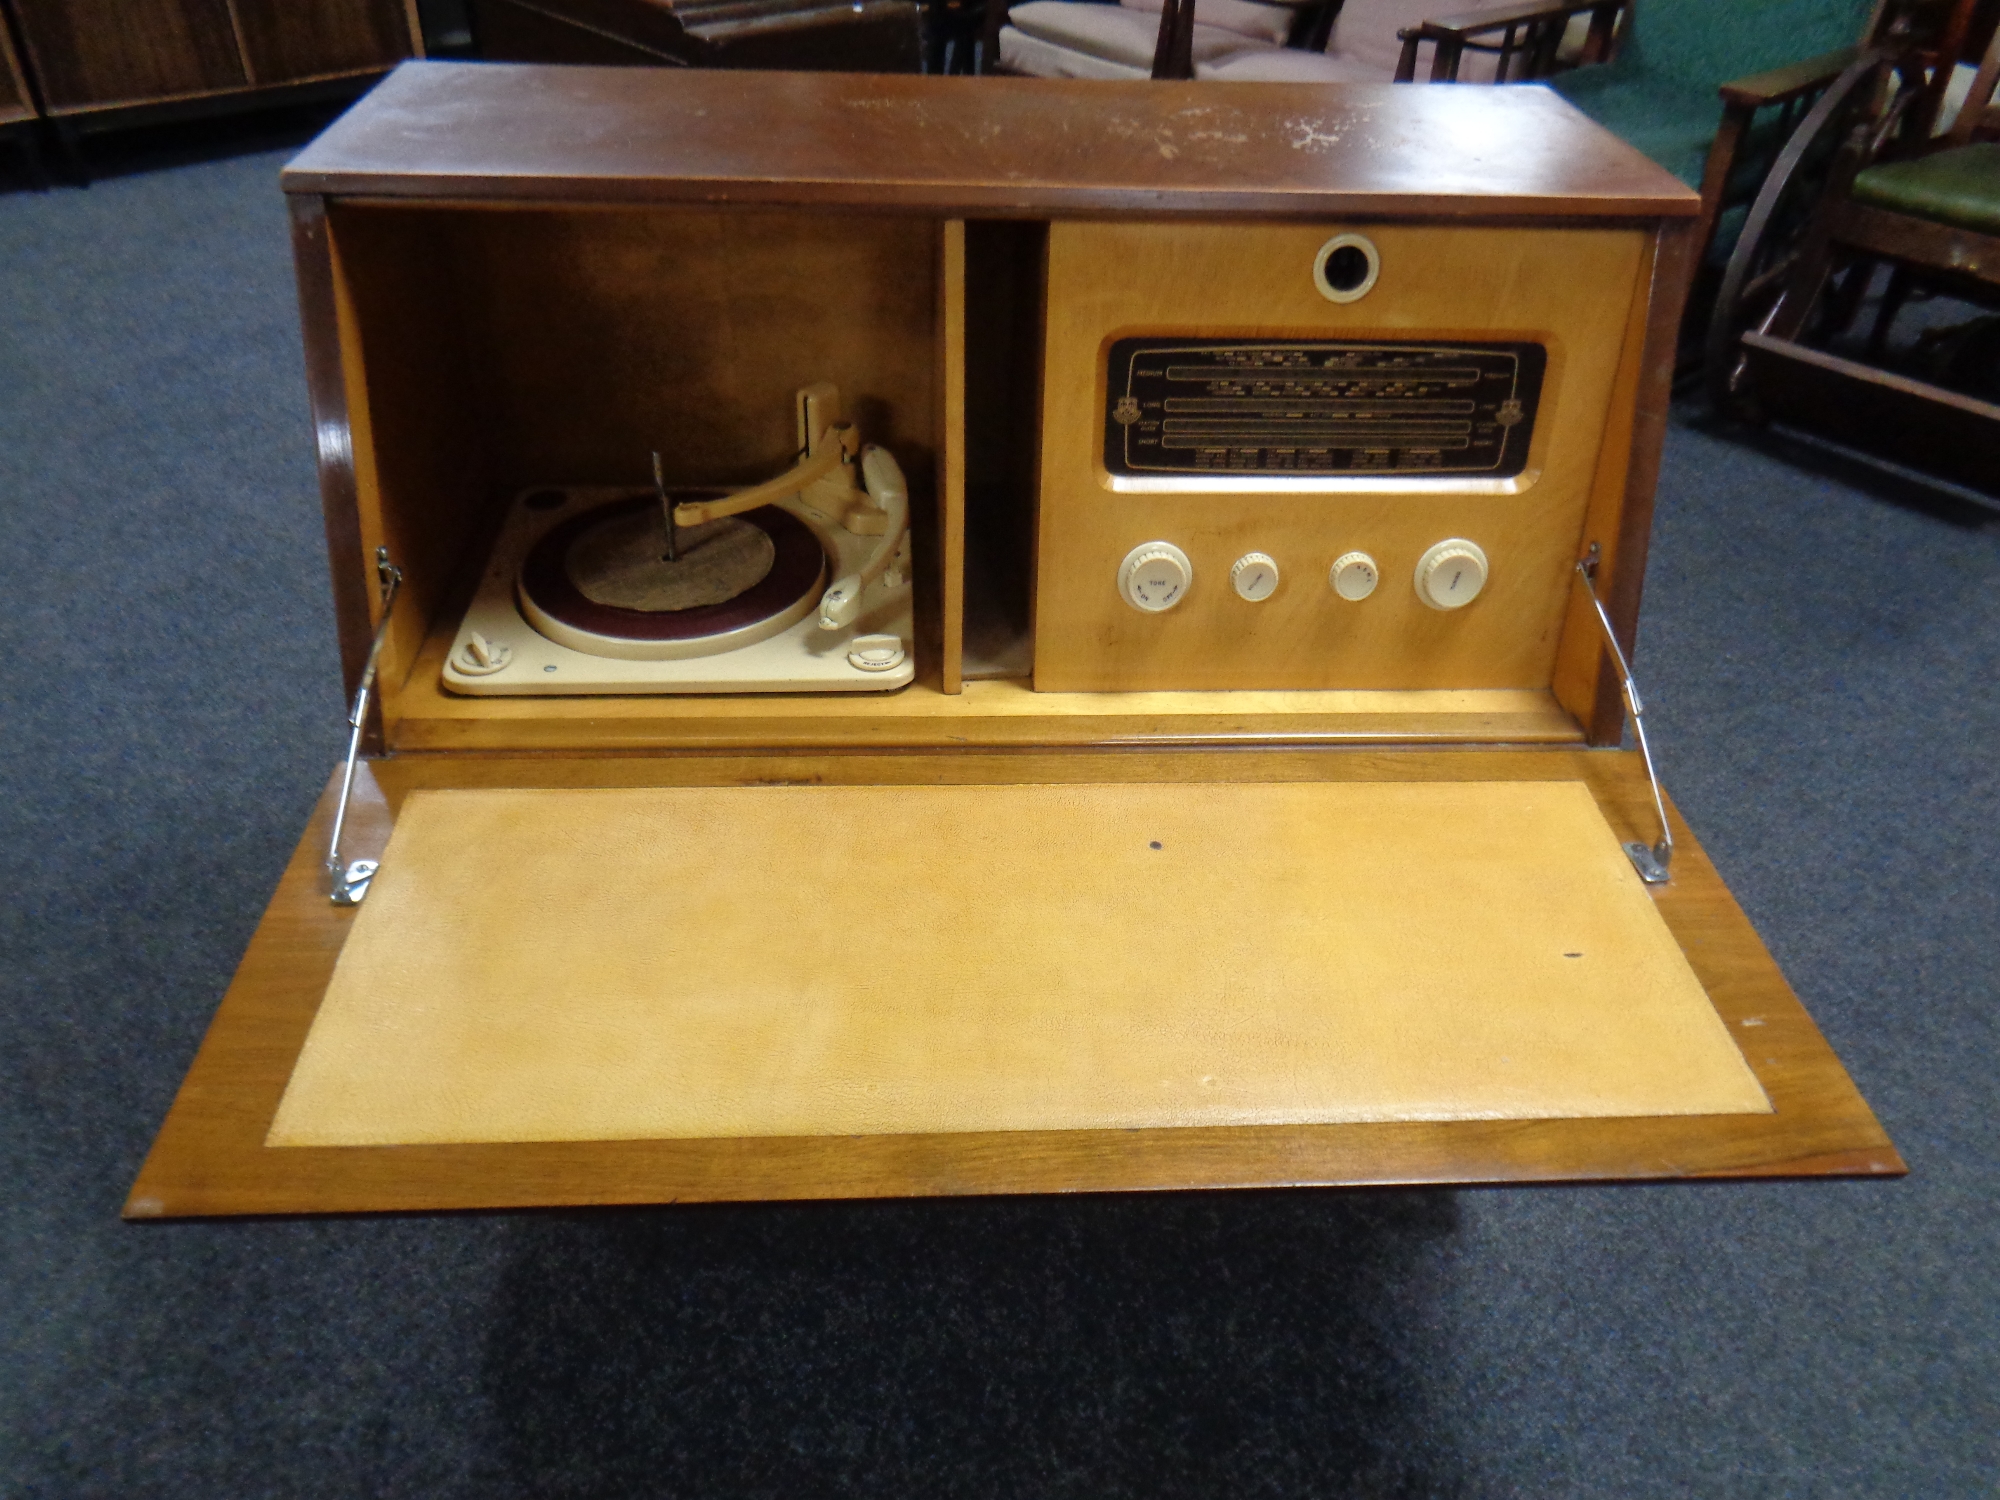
[268,781,1770,1146]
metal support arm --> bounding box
[1576,548,1673,884]
[326,547,402,906]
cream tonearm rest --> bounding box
[672,384,911,632]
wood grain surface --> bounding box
[1029,221,1646,693]
[231,0,413,85]
[266,779,1768,1147]
[10,0,245,111]
[280,63,1702,218]
[0,16,34,124]
[127,749,1900,1218]
[393,661,1588,750]
[939,219,967,695]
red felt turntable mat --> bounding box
[518,497,825,642]
[266,781,1771,1147]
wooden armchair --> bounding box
[1395,0,1620,83]
[1400,0,1886,365]
[1716,19,2000,492]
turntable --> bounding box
[442,384,914,694]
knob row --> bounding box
[1118,540,1489,613]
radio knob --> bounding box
[1118,542,1193,613]
[1415,539,1489,610]
[1329,551,1379,601]
[1230,552,1280,602]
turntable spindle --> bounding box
[652,449,679,563]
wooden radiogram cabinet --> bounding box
[127,63,1899,1219]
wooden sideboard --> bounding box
[0,0,421,179]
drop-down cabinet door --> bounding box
[127,746,1899,1219]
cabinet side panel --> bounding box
[1596,217,1698,745]
[1550,229,1658,738]
[326,206,500,730]
[291,196,376,732]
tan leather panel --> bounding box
[268,781,1769,1147]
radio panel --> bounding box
[1034,220,1649,694]
[1103,338,1547,483]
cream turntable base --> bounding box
[442,384,915,696]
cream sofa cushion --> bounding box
[1197,47,1379,80]
[1120,0,1306,47]
[1006,0,1263,68]
[998,23,1153,76]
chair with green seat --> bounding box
[1716,22,2000,492]
[1548,0,1877,189]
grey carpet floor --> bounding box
[1,131,1995,1499]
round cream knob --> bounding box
[1118,541,1193,613]
[1415,539,1489,610]
[1230,552,1280,602]
[1329,551,1379,601]
[847,634,907,672]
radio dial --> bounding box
[1230,552,1280,602]
[1416,539,1489,610]
[1330,551,1379,601]
[1118,542,1193,612]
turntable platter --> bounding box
[569,509,776,612]
[518,495,827,661]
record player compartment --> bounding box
[314,201,948,742]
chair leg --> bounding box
[1394,30,1421,82]
[1581,0,1617,65]
[1766,234,1839,345]
[1817,257,1876,341]
[1866,264,1915,359]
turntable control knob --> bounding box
[1329,551,1379,602]
[847,634,907,672]
[1415,539,1489,610]
[1118,542,1192,613]
[452,631,513,675]
[1230,552,1280,602]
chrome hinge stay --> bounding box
[1577,545,1673,885]
[327,547,403,906]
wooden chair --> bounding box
[1396,0,1620,83]
[1401,0,1892,365]
[1712,17,2000,493]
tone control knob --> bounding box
[1230,552,1280,602]
[1329,551,1379,601]
[1415,539,1489,610]
[1118,541,1193,613]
